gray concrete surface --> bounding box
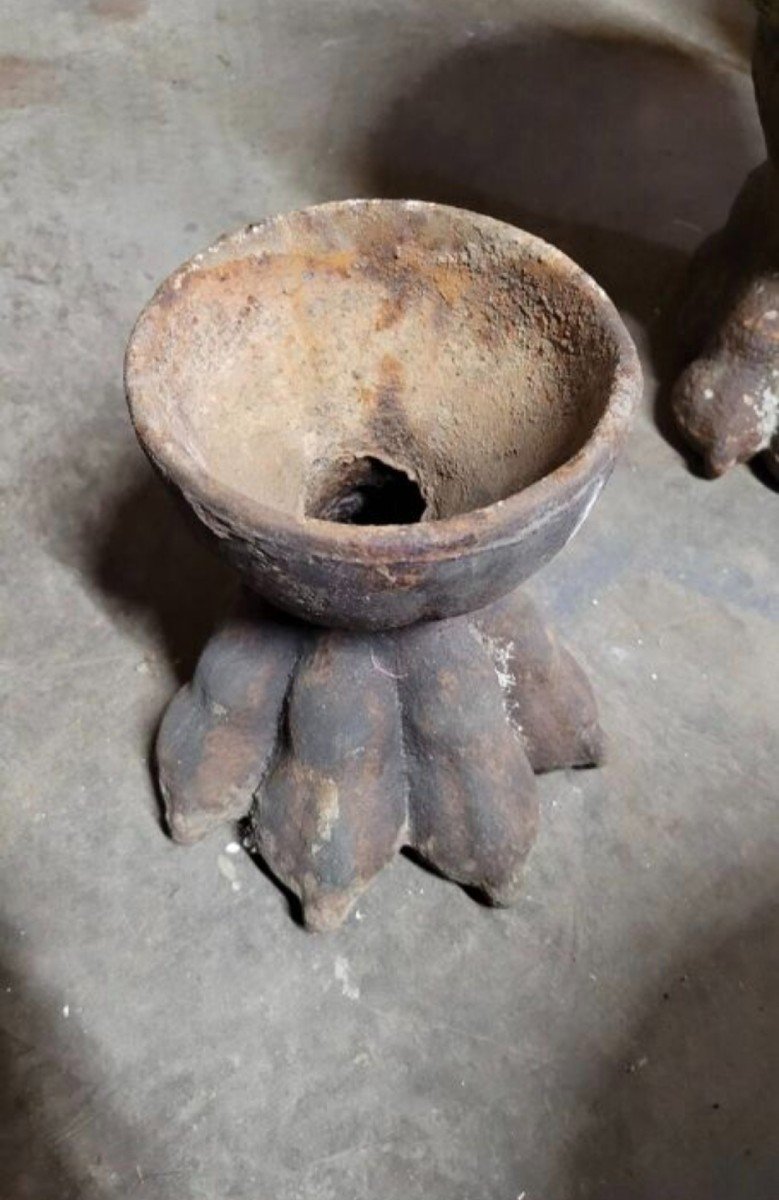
[1,1,777,1197]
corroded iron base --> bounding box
[157,588,603,931]
[671,12,779,481]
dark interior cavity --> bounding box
[308,456,426,525]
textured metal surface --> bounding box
[672,16,779,481]
[158,587,602,930]
[126,200,641,629]
[128,200,639,927]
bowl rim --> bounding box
[125,198,642,567]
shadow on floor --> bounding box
[565,902,779,1199]
[0,920,160,1200]
[36,384,236,686]
[364,25,759,451]
[92,462,235,685]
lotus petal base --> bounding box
[157,588,603,930]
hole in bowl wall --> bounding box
[307,456,427,526]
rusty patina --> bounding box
[672,5,779,481]
[157,587,604,931]
[126,200,640,930]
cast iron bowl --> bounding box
[126,200,641,630]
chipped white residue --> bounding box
[210,701,228,718]
[62,1005,69,1018]
[492,639,516,693]
[334,955,360,1000]
[225,841,241,855]
[703,387,714,400]
[472,627,520,729]
[756,386,779,444]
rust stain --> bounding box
[157,248,357,312]
[304,248,354,279]
[376,354,404,406]
[0,56,60,109]
[431,263,471,307]
[89,0,149,19]
[367,353,410,441]
[374,292,407,331]
[189,722,260,810]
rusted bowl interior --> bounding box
[129,201,623,526]
[126,201,639,628]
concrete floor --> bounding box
[2,0,778,1196]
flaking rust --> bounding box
[126,199,640,930]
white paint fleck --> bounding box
[755,385,779,444]
[225,841,241,855]
[472,627,520,728]
[334,956,360,1001]
[764,309,777,320]
[650,672,658,682]
[217,854,238,883]
[231,881,241,893]
[62,1005,69,1018]
[703,387,715,400]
